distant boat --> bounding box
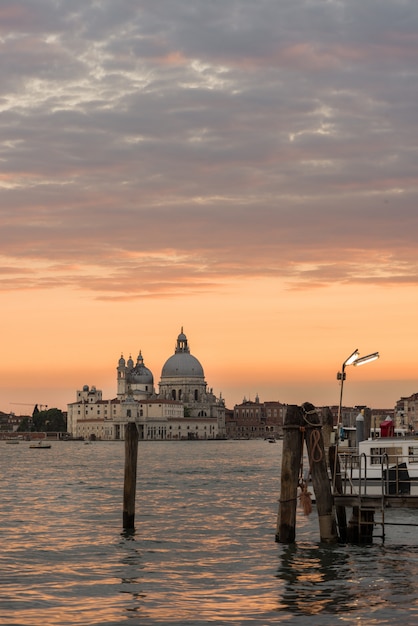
[29,440,51,449]
[267,437,276,443]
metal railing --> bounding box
[337,450,411,496]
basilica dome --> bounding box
[161,329,204,378]
[128,351,154,384]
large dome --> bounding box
[161,329,204,378]
[162,352,204,377]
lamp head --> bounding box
[344,349,360,367]
[353,352,379,367]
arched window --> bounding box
[179,389,182,401]
[172,389,176,400]
[194,389,199,401]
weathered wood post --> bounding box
[329,444,347,542]
[321,406,334,455]
[276,405,304,543]
[123,422,139,531]
[301,402,338,543]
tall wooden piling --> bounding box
[329,444,347,542]
[276,405,304,543]
[301,403,338,543]
[123,422,139,531]
[277,403,338,544]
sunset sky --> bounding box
[1,0,418,414]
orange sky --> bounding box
[1,277,417,413]
[1,2,418,414]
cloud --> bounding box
[1,0,417,298]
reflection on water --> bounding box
[277,542,358,617]
[1,440,418,625]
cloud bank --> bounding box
[1,0,417,299]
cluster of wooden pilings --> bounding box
[276,402,371,544]
[123,410,373,542]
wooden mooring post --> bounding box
[328,444,348,542]
[276,405,304,543]
[123,422,139,532]
[276,402,338,544]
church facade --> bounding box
[67,329,226,440]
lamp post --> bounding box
[337,349,379,435]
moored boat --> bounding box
[338,435,418,493]
[29,440,51,449]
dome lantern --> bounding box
[161,329,204,378]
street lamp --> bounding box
[337,349,379,433]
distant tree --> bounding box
[17,408,66,432]
[17,417,33,432]
[44,408,67,432]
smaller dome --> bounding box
[130,366,153,385]
[118,354,126,367]
[127,351,154,385]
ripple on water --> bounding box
[1,440,418,625]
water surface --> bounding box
[1,439,418,625]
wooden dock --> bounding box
[334,494,418,509]
[276,402,418,544]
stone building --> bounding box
[67,329,225,440]
[225,396,286,439]
[395,393,418,432]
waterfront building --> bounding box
[67,329,225,440]
[395,393,418,431]
[226,397,286,439]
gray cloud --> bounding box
[1,0,417,297]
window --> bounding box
[409,446,418,463]
[370,446,403,465]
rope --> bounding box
[309,428,323,463]
[296,454,313,516]
[299,483,313,515]
[301,403,322,428]
[300,403,324,465]
[278,496,298,504]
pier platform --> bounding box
[334,494,418,509]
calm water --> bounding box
[1,439,418,625]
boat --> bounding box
[29,440,51,449]
[338,435,418,494]
[267,437,276,443]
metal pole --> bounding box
[337,364,346,433]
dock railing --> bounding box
[337,450,411,496]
